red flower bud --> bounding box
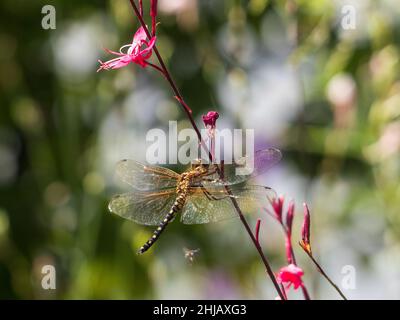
[150,0,158,36]
[202,111,219,128]
[202,111,219,162]
[300,203,312,254]
[286,201,295,236]
[271,195,284,223]
[150,0,158,17]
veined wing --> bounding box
[108,189,176,226]
[193,148,282,187]
[116,159,180,191]
[180,185,276,224]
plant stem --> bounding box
[147,62,166,75]
[128,0,285,300]
[302,247,347,300]
[255,219,261,244]
[301,284,310,300]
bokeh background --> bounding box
[1,0,400,299]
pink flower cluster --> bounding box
[264,197,312,298]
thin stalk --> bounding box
[128,0,285,300]
[147,62,166,75]
[255,219,261,245]
[280,284,287,300]
[284,229,297,265]
[301,284,310,300]
[302,248,347,300]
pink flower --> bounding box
[277,264,304,290]
[97,27,156,72]
[202,111,219,128]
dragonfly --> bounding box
[108,148,282,254]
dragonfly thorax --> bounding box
[176,165,208,195]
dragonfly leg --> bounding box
[201,185,230,201]
[201,186,213,201]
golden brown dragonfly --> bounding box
[108,148,282,254]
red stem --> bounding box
[147,62,166,75]
[301,284,310,300]
[301,247,347,300]
[150,0,157,36]
[128,0,285,300]
[174,96,193,115]
[255,219,261,245]
[139,0,143,16]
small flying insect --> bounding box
[183,247,200,264]
[108,148,281,254]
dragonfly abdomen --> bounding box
[137,194,187,254]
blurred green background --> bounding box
[1,0,400,299]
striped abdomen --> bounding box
[137,193,186,254]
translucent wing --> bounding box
[193,148,282,187]
[108,189,177,226]
[180,185,276,224]
[115,159,180,191]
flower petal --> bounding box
[133,26,148,44]
[104,48,125,56]
[276,264,304,291]
[98,55,132,71]
[140,36,157,58]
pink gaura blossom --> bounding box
[202,111,219,128]
[277,264,304,290]
[97,27,156,72]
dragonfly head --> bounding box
[190,159,210,172]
